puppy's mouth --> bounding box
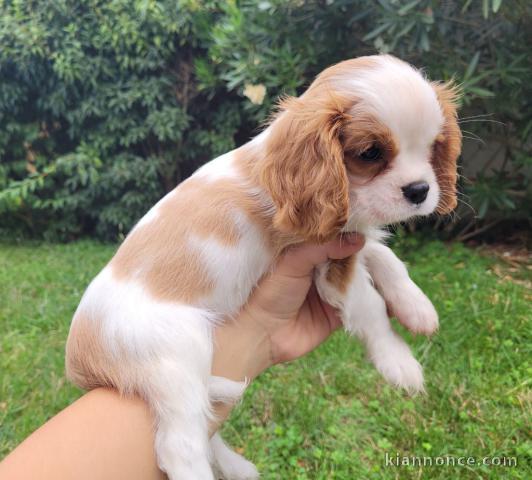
[360,202,437,227]
[346,182,440,228]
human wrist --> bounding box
[211,311,272,382]
[209,311,272,434]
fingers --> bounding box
[247,233,365,322]
[320,300,343,331]
[307,285,343,332]
[276,232,365,279]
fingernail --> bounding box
[345,232,359,245]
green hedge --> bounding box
[0,0,530,241]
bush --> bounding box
[1,0,530,241]
[0,0,245,240]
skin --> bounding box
[0,233,364,480]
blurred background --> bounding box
[0,0,530,243]
[0,1,530,478]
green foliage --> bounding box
[0,1,530,240]
[0,0,244,240]
[1,239,530,478]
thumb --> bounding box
[276,233,365,279]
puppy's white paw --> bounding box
[370,336,425,394]
[209,376,248,403]
[211,433,259,480]
[387,282,439,336]
[161,460,215,480]
[213,455,259,480]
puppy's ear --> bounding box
[258,93,349,242]
[432,81,462,214]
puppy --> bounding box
[66,55,461,479]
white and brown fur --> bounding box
[66,55,461,479]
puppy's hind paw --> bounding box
[213,454,259,480]
[211,433,259,480]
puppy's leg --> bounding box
[147,357,214,479]
[120,308,217,480]
[315,255,424,393]
[208,377,259,480]
[363,241,438,335]
[210,433,259,480]
[68,273,220,478]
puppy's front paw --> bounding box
[370,336,425,394]
[387,282,439,336]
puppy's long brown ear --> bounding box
[258,93,349,242]
[432,81,462,214]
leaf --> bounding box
[483,0,489,18]
[467,86,495,97]
[420,31,430,51]
[478,198,489,218]
[397,20,416,38]
[501,196,515,209]
[492,0,503,13]
[461,0,474,13]
[363,22,391,41]
[377,0,393,12]
[257,1,271,11]
[398,0,421,16]
[464,52,480,81]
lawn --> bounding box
[0,237,530,479]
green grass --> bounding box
[0,238,530,478]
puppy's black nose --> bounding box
[402,181,429,204]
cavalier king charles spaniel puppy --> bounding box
[66,55,461,479]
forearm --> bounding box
[210,312,272,431]
[0,318,271,480]
[212,312,271,381]
[0,388,165,480]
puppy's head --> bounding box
[259,55,461,241]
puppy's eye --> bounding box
[359,145,382,162]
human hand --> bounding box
[245,232,365,364]
[212,233,365,382]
